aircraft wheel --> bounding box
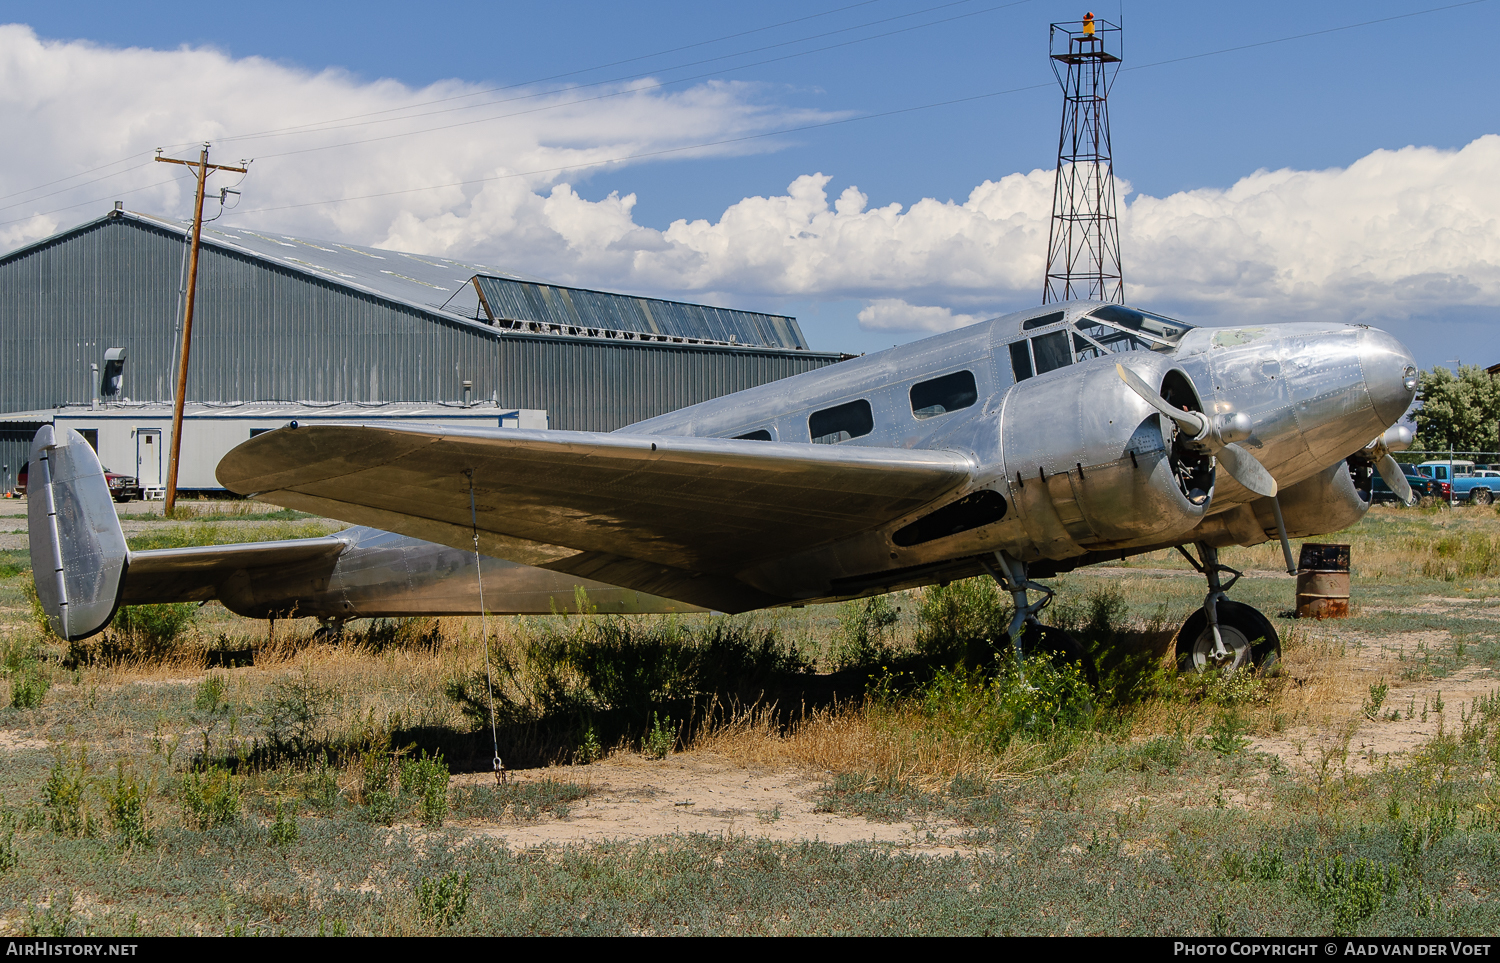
[1176,601,1280,676]
[1022,623,1099,688]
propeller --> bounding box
[1361,425,1415,507]
[1116,363,1279,499]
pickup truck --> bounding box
[1371,462,1450,505]
[1417,461,1497,506]
[17,461,139,502]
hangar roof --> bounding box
[0,210,809,350]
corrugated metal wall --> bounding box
[0,215,840,436]
[0,425,42,495]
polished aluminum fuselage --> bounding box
[626,300,1414,599]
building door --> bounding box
[136,429,163,488]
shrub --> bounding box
[180,766,240,830]
[416,871,470,928]
[829,595,900,670]
[358,749,399,825]
[108,603,197,658]
[42,747,91,837]
[104,763,152,849]
[194,674,229,714]
[398,752,450,827]
[262,671,335,754]
[1294,853,1400,936]
[914,577,1011,664]
[643,712,675,760]
[9,663,49,709]
[269,801,299,849]
[0,828,18,873]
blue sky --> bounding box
[4,1,1498,364]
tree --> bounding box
[1410,365,1500,453]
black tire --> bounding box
[1473,489,1493,507]
[1175,601,1280,676]
[1021,623,1099,688]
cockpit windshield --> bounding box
[1072,305,1194,359]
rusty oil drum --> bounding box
[1296,543,1350,619]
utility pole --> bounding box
[155,145,247,516]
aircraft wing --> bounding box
[217,423,975,611]
[121,537,348,605]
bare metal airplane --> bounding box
[32,300,1416,675]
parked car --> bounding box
[1371,462,1449,505]
[16,461,137,502]
[1417,461,1497,506]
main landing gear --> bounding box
[982,552,1098,687]
[1174,542,1280,676]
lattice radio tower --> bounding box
[1042,13,1124,305]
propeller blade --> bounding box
[1216,443,1279,498]
[1376,452,1415,506]
[1115,364,1206,437]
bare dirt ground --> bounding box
[455,755,967,853]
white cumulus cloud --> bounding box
[2,25,1497,341]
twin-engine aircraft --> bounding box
[32,300,1417,675]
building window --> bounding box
[910,371,978,420]
[809,400,873,445]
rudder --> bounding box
[28,426,129,640]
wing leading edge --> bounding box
[217,423,975,612]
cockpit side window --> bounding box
[910,370,978,419]
[1031,330,1071,375]
[809,400,874,445]
[1009,340,1034,382]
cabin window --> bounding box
[809,400,874,445]
[1031,331,1071,375]
[734,429,773,441]
[910,370,978,420]
[1021,311,1066,331]
[1009,341,1034,382]
[249,428,274,438]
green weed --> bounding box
[1294,852,1401,936]
[643,712,675,759]
[830,595,900,670]
[104,762,152,849]
[398,752,450,827]
[269,800,299,849]
[180,766,241,830]
[42,746,91,837]
[415,871,470,928]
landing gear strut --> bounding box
[981,552,1097,686]
[1174,542,1280,675]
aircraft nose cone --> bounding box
[1361,328,1418,428]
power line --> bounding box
[251,0,1037,161]
[229,0,1493,217]
[212,0,894,144]
[237,0,1025,153]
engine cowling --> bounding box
[998,360,1214,560]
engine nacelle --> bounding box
[1255,458,1371,539]
[998,360,1213,560]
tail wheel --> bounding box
[1175,601,1280,676]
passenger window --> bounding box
[734,429,773,441]
[910,371,978,420]
[1031,331,1071,375]
[1009,341,1033,382]
[809,400,874,445]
